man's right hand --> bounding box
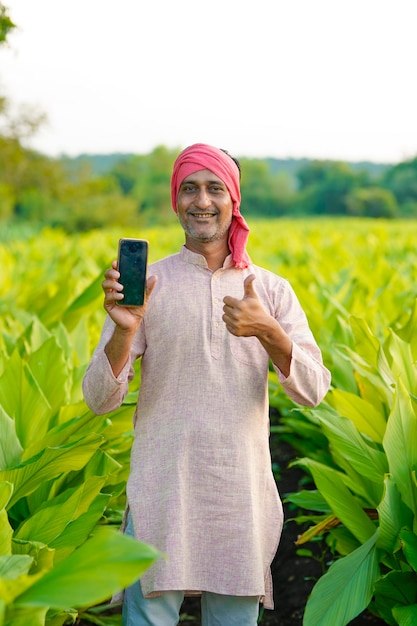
[102,260,158,332]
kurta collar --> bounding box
[180,245,235,270]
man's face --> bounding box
[176,169,233,245]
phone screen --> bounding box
[116,238,148,306]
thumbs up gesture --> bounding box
[222,274,269,337]
[223,273,293,376]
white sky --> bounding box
[1,0,416,163]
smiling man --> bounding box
[83,143,331,626]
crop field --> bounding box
[1,217,417,625]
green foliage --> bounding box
[0,230,162,624]
[287,311,417,624]
[2,219,417,624]
[303,533,379,625]
[251,218,417,624]
[0,3,15,46]
[239,158,294,217]
[345,186,398,218]
[295,160,376,216]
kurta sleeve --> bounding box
[82,315,142,415]
[269,276,331,407]
[274,342,331,407]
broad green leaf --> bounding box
[384,330,417,396]
[27,336,71,416]
[0,555,43,604]
[56,402,106,429]
[0,483,13,512]
[285,489,330,513]
[340,345,393,407]
[317,403,387,482]
[400,528,417,572]
[82,448,122,481]
[44,608,78,626]
[299,458,376,543]
[396,297,417,359]
[22,408,108,460]
[49,494,111,560]
[336,464,383,511]
[15,317,51,357]
[326,388,387,443]
[0,434,104,507]
[326,343,358,393]
[0,555,33,579]
[327,526,362,557]
[62,273,104,331]
[15,477,106,545]
[0,511,12,557]
[0,350,52,449]
[383,381,417,514]
[350,316,380,365]
[0,406,23,469]
[377,476,413,553]
[0,483,13,556]
[15,526,160,609]
[392,604,417,626]
[374,571,417,621]
[303,532,379,626]
[3,605,47,626]
[12,539,55,574]
[67,318,91,368]
[37,282,72,329]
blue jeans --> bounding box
[122,514,260,625]
[122,584,260,626]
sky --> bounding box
[1,0,417,163]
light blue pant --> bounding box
[122,514,260,626]
[122,584,260,626]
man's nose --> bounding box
[195,188,211,208]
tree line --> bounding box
[2,134,417,232]
[1,3,417,232]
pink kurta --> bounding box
[83,246,331,609]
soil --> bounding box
[79,410,387,625]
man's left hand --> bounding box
[222,274,269,337]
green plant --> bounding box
[286,305,417,625]
[0,275,159,624]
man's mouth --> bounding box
[190,212,215,218]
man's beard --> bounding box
[178,214,232,243]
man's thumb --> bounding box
[243,274,256,298]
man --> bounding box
[83,143,331,626]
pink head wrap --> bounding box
[171,143,250,269]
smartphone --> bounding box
[116,238,148,307]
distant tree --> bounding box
[239,158,294,217]
[0,2,15,46]
[382,157,417,215]
[345,187,398,218]
[60,176,140,232]
[110,155,143,195]
[110,145,178,223]
[295,160,369,215]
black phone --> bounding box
[116,238,148,307]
